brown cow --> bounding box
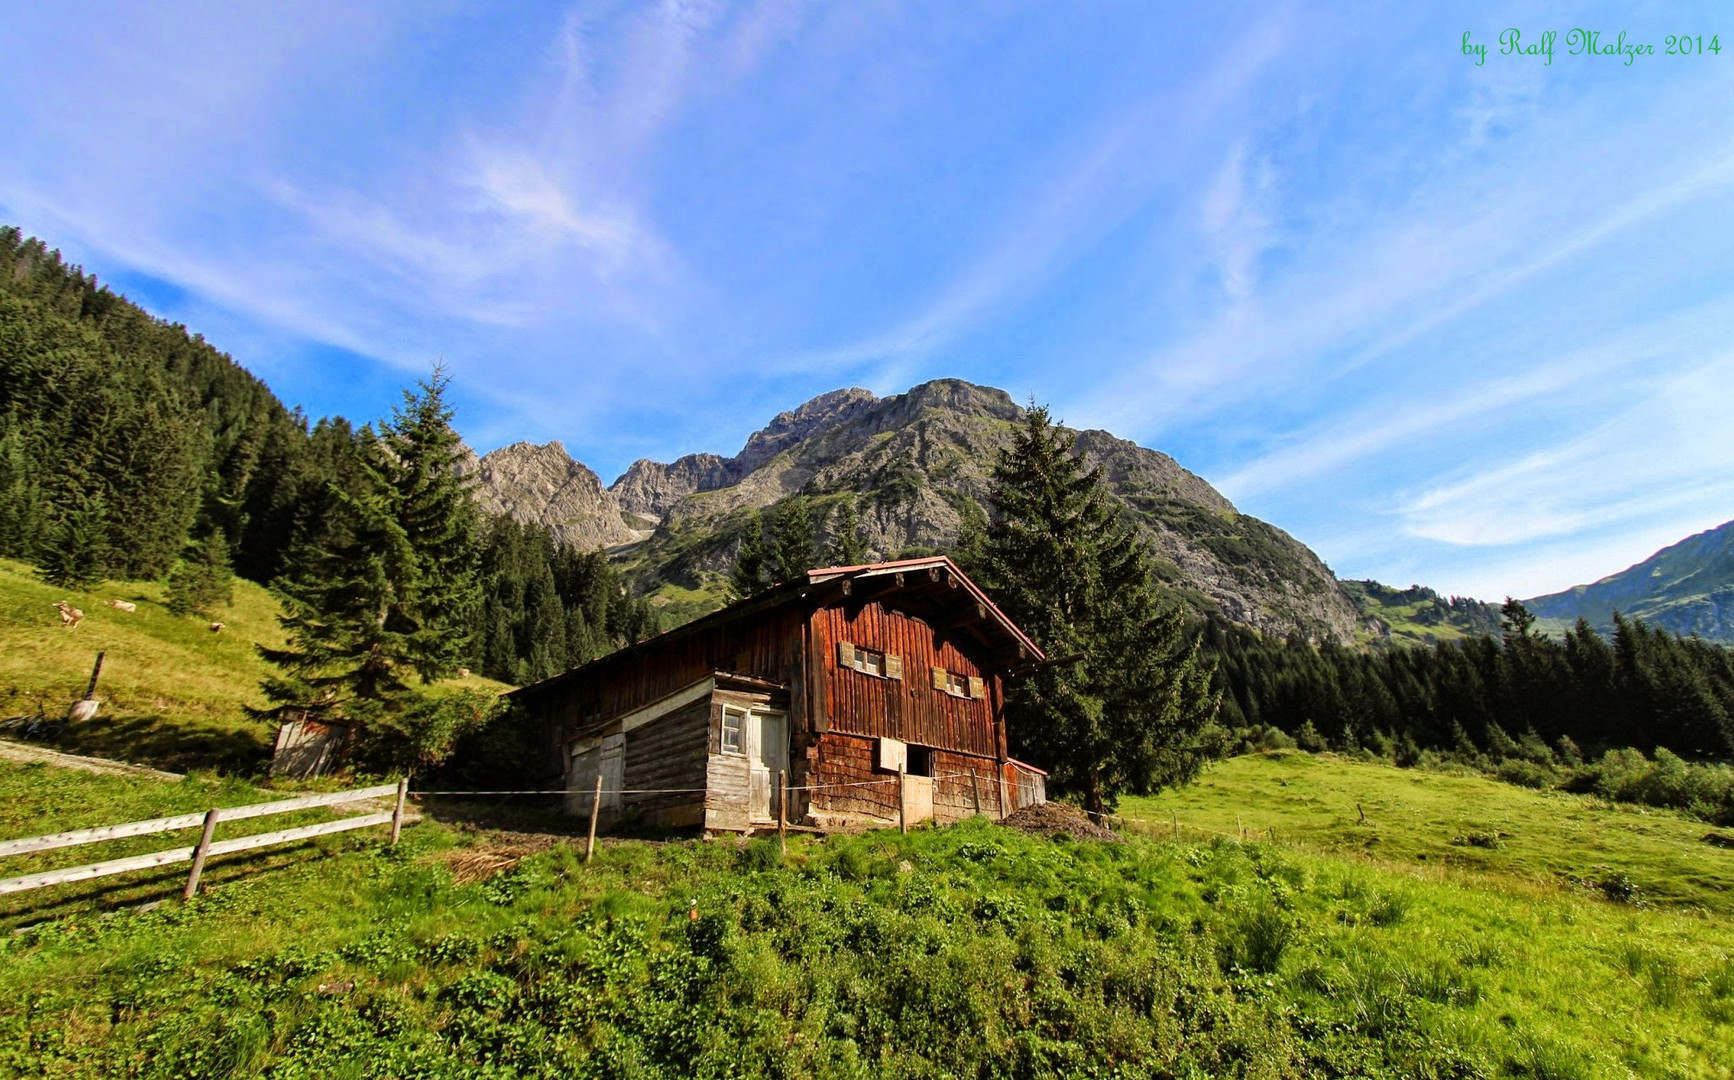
[53,601,83,629]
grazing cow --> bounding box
[105,599,137,613]
[208,622,225,633]
[457,667,471,678]
[53,601,83,629]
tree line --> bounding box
[0,229,656,762]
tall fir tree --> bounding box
[730,511,769,600]
[980,406,1221,817]
[166,527,235,617]
[260,370,483,766]
[823,495,868,567]
[771,496,816,583]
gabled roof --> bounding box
[509,555,1043,700]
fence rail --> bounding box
[0,780,408,899]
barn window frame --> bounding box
[931,667,985,700]
[720,706,745,755]
[837,641,902,680]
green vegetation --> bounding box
[1339,579,1502,645]
[4,754,1732,1077]
[0,557,283,771]
[1204,605,1734,781]
[980,405,1222,815]
[0,557,509,773]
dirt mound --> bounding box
[1001,802,1121,842]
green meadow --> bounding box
[2,753,1730,1079]
[0,558,509,773]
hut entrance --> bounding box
[745,709,788,823]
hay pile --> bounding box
[1001,802,1121,842]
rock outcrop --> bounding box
[460,441,642,550]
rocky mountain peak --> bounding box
[465,440,642,550]
[735,387,881,474]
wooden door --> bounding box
[747,710,788,822]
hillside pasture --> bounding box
[2,754,1730,1078]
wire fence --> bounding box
[411,770,984,799]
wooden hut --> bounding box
[506,555,1048,832]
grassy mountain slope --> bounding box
[1340,579,1504,646]
[0,558,508,773]
[3,753,1730,1076]
[609,380,1363,641]
[1526,520,1734,642]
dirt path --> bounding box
[0,738,184,780]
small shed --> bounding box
[507,556,1049,831]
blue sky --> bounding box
[3,1,1731,601]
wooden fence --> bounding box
[0,780,409,900]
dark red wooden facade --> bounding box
[508,556,1047,830]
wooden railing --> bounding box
[0,779,409,900]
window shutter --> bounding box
[837,641,855,668]
[931,667,946,690]
[886,654,903,680]
[968,676,986,700]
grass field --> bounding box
[2,753,1730,1079]
[0,558,509,773]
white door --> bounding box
[746,710,788,822]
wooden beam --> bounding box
[0,812,395,896]
[0,783,399,859]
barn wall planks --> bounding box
[510,561,1044,832]
[621,698,709,827]
[812,601,1000,757]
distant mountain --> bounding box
[472,379,1366,640]
[1525,520,1734,642]
[1339,580,1503,646]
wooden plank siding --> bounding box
[506,557,1045,832]
[811,601,1001,758]
[621,697,710,828]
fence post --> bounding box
[777,770,787,857]
[1172,811,1179,842]
[898,766,908,835]
[183,808,220,899]
[1237,815,1244,843]
[84,652,105,699]
[997,771,1008,820]
[586,774,603,863]
[390,776,409,846]
[970,771,982,817]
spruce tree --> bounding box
[374,365,481,681]
[38,492,109,589]
[166,528,235,617]
[824,495,868,567]
[771,496,816,583]
[260,370,483,767]
[981,405,1221,817]
[730,511,769,600]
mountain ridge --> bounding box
[468,379,1365,640]
[1525,520,1734,642]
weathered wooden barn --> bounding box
[506,555,1048,832]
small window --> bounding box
[906,745,933,777]
[721,706,744,755]
[838,641,902,679]
[931,667,981,699]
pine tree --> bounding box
[824,495,868,567]
[981,405,1221,817]
[259,370,483,768]
[38,492,109,589]
[166,528,235,617]
[730,511,769,600]
[771,496,816,583]
[374,366,481,682]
